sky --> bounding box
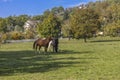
[0,0,97,18]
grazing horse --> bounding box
[33,37,53,53]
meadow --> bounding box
[0,37,120,80]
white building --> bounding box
[23,20,39,31]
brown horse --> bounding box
[33,37,53,53]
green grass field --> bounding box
[0,37,120,80]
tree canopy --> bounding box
[70,8,100,41]
[37,13,61,38]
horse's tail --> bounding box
[33,40,37,49]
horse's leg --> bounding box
[38,46,41,54]
[35,45,38,54]
[55,45,58,52]
[44,47,48,54]
[48,40,52,52]
[53,46,55,52]
[35,44,39,54]
[48,44,50,52]
[48,45,52,52]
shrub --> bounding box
[11,31,23,40]
[24,30,35,39]
[1,33,11,40]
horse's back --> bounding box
[35,38,47,46]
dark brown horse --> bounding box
[33,37,52,53]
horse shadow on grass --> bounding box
[0,50,97,76]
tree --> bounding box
[70,8,100,42]
[43,9,51,18]
[101,0,120,36]
[51,6,64,14]
[5,15,30,32]
[104,20,120,36]
[0,18,7,33]
[62,19,73,39]
[15,15,30,27]
[51,6,65,22]
[37,13,61,38]
[14,25,23,32]
[32,15,44,21]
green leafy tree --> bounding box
[32,15,44,21]
[100,0,120,36]
[14,25,23,32]
[51,6,64,14]
[104,20,120,36]
[37,13,61,38]
[62,19,73,40]
[51,6,65,21]
[5,15,30,32]
[70,8,100,42]
[0,18,7,33]
[15,15,30,27]
[43,9,51,18]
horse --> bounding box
[33,37,53,53]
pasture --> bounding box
[0,37,120,80]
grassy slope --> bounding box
[0,37,120,80]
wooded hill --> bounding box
[0,0,120,40]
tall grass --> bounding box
[0,37,120,80]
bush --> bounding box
[11,31,24,40]
[1,33,11,40]
[24,30,35,39]
[1,31,36,41]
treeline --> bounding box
[0,0,120,41]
